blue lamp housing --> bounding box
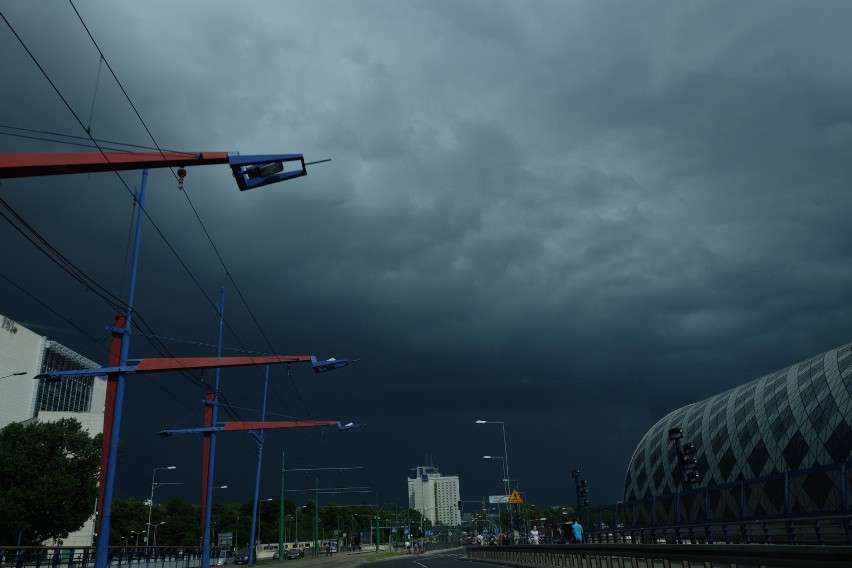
[229,153,307,191]
[311,356,350,373]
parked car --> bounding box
[214,550,233,565]
[284,548,303,560]
[233,549,250,565]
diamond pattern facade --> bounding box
[623,342,852,519]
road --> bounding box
[283,548,470,568]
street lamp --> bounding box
[476,420,513,541]
[0,371,26,380]
[482,456,505,534]
[152,522,165,547]
[257,498,273,546]
[146,466,177,546]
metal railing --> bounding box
[562,459,852,546]
[584,512,852,546]
[0,547,220,568]
[466,543,852,568]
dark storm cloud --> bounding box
[2,0,852,508]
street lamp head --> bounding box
[166,466,177,470]
[0,371,27,379]
[475,420,487,424]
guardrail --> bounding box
[0,546,219,568]
[466,543,852,568]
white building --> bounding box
[0,313,106,546]
[407,466,462,527]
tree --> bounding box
[0,418,100,545]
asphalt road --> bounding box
[269,547,469,568]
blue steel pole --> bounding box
[201,287,226,568]
[248,366,270,564]
[95,169,148,568]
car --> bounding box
[284,548,303,560]
[272,552,280,560]
[233,549,250,565]
[214,550,233,565]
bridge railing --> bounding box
[566,459,852,546]
[0,546,219,568]
[466,543,852,568]
[584,512,852,546]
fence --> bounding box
[466,543,852,568]
[571,460,852,545]
[0,546,221,568]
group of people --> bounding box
[404,539,424,554]
[529,519,583,545]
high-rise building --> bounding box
[0,313,105,546]
[408,465,462,527]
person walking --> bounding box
[571,519,583,544]
[530,525,540,545]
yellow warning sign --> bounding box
[508,489,523,504]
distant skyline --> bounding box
[2,1,852,509]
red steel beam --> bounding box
[220,420,338,431]
[134,355,314,373]
[0,151,229,178]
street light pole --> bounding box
[146,466,176,546]
[482,456,505,534]
[476,420,513,541]
[152,522,164,547]
[3,150,325,568]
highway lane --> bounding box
[368,548,478,568]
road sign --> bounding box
[508,489,523,504]
[489,495,509,504]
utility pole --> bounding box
[281,466,365,556]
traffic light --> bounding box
[457,500,462,510]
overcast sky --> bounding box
[2,1,852,512]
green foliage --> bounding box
[109,499,149,546]
[109,497,428,549]
[0,418,100,545]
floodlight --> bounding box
[668,427,683,440]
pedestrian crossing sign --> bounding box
[508,489,523,504]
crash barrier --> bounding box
[466,543,852,568]
[584,513,852,546]
[0,546,223,568]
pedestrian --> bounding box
[405,539,411,554]
[571,519,583,544]
[530,525,540,545]
[326,542,331,556]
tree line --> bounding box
[0,417,430,547]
